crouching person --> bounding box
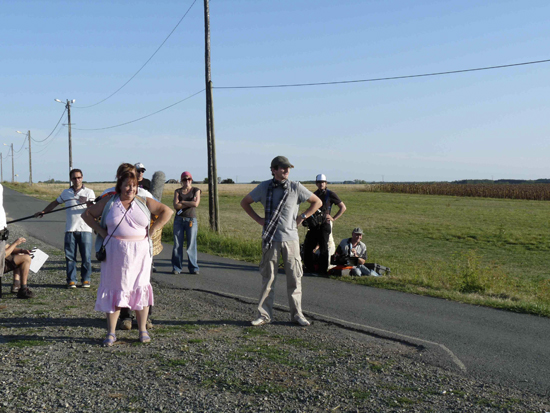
[334,228,380,277]
[4,237,34,298]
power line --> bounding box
[13,137,27,154]
[73,89,205,130]
[76,0,198,109]
[31,107,67,143]
[33,125,66,155]
[213,58,550,90]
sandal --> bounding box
[102,333,117,347]
[139,330,151,344]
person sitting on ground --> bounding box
[4,237,34,298]
[333,228,380,277]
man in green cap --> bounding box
[241,156,322,327]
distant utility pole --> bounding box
[204,0,220,232]
[10,143,14,183]
[1,153,3,182]
[28,131,32,185]
[16,130,32,185]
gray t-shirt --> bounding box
[337,238,367,260]
[249,179,313,242]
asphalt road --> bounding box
[4,186,549,396]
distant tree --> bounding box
[354,179,367,184]
[203,177,209,184]
[221,178,235,184]
[251,180,261,184]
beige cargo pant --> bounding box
[257,240,304,322]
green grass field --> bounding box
[6,182,550,317]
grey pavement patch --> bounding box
[153,278,467,373]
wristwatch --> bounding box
[300,213,307,220]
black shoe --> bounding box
[17,287,35,299]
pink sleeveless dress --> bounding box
[95,198,154,313]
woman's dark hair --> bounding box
[116,163,135,180]
[115,170,138,194]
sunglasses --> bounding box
[182,178,192,181]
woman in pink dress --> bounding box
[83,167,173,346]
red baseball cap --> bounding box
[181,171,193,181]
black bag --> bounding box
[331,255,358,266]
[302,210,324,228]
[0,227,9,241]
[96,245,107,262]
[365,263,391,276]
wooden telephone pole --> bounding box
[204,0,220,232]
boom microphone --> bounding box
[150,171,166,202]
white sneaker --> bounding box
[251,317,270,326]
[294,315,310,327]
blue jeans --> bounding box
[350,265,380,277]
[171,216,199,273]
[64,231,92,284]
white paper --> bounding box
[30,249,49,274]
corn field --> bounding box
[364,183,550,200]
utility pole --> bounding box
[55,98,75,174]
[10,143,14,183]
[28,130,32,185]
[204,0,220,232]
[66,100,73,172]
[17,130,32,185]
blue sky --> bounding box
[1,0,549,183]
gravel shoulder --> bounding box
[0,224,548,412]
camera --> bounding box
[302,210,324,228]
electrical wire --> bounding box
[13,137,27,154]
[32,126,66,155]
[73,89,205,130]
[75,0,198,109]
[12,150,27,161]
[31,107,67,143]
[213,58,550,89]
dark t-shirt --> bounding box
[175,187,201,218]
[313,189,342,214]
[139,178,151,191]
